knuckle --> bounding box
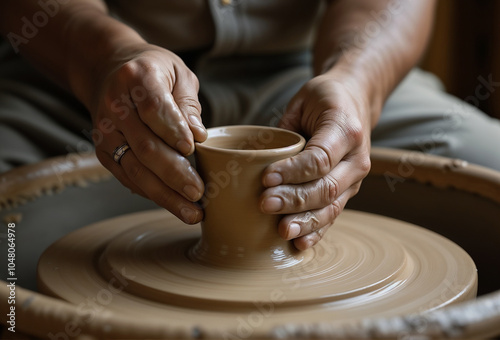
[328,200,342,220]
[316,227,327,240]
[308,230,323,246]
[303,79,320,94]
[166,159,191,183]
[292,188,309,211]
[304,211,321,230]
[140,96,163,119]
[117,61,139,80]
[186,70,200,88]
[311,146,334,177]
[136,138,157,158]
[322,175,339,203]
[177,96,202,116]
[346,120,364,145]
[358,154,372,176]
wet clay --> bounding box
[0,153,110,211]
[192,126,307,269]
[36,126,477,336]
[37,209,477,334]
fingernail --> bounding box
[262,196,283,213]
[180,207,199,224]
[287,223,301,239]
[264,173,283,187]
[189,115,204,128]
[183,185,201,201]
[176,140,192,155]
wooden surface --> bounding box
[421,0,500,119]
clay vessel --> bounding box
[192,125,306,268]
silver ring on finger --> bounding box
[113,143,131,164]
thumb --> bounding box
[278,92,304,133]
[172,73,207,143]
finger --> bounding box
[260,158,366,214]
[277,206,337,241]
[119,150,203,224]
[291,188,354,250]
[135,91,194,156]
[129,69,196,156]
[277,89,304,132]
[294,224,329,251]
[97,148,148,198]
[95,133,148,198]
[96,131,204,224]
[119,110,205,203]
[172,69,207,143]
[263,119,364,187]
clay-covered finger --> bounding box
[290,189,353,250]
[293,224,330,251]
[277,206,338,241]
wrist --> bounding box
[64,13,146,110]
[322,61,384,129]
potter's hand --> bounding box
[260,75,372,250]
[92,44,207,224]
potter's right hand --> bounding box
[90,44,207,224]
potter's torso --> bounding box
[105,0,324,55]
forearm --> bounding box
[0,0,146,108]
[314,0,436,127]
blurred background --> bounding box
[421,0,500,119]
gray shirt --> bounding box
[106,0,324,56]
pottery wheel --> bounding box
[37,209,477,334]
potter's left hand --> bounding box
[260,75,372,250]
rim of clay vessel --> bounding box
[195,125,306,156]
